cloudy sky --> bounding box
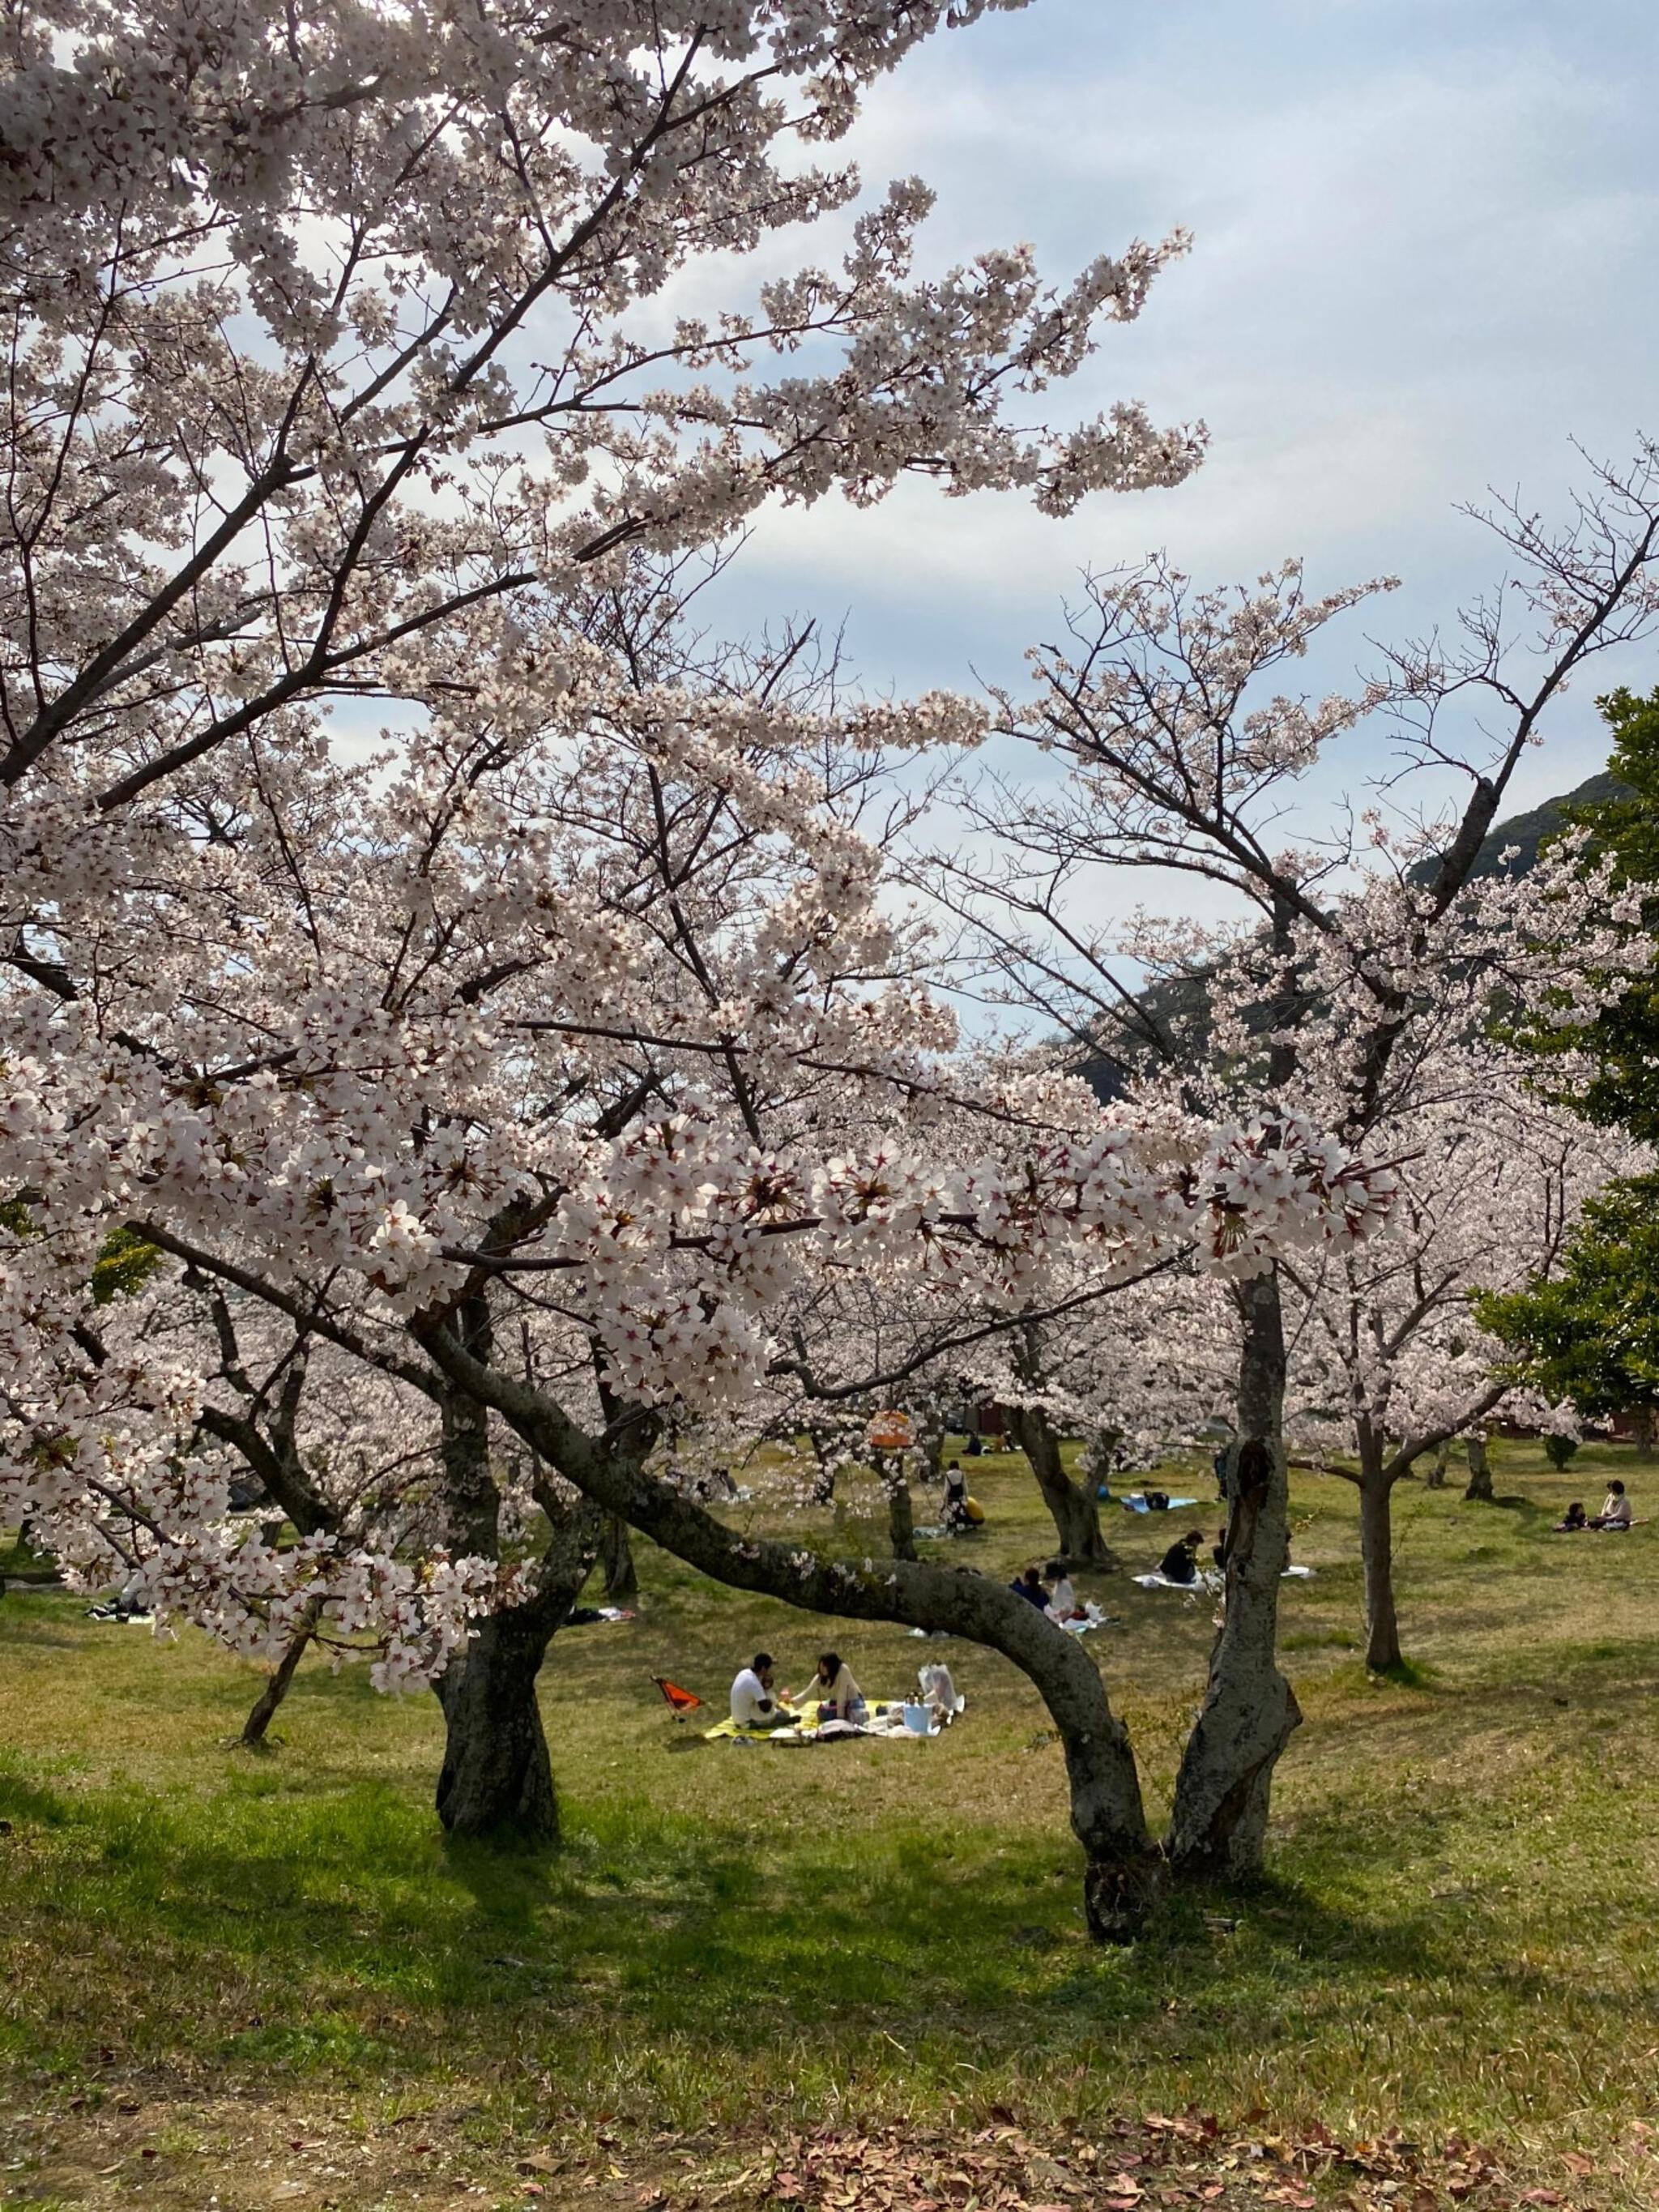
[706,0,1659,827]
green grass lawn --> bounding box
[3,1441,1658,2209]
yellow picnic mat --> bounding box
[702,1696,915,1743]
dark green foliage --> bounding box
[1519,686,1659,1142]
[1482,687,1659,1432]
[1478,1176,1659,1420]
[92,1225,164,1305]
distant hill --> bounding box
[1076,766,1631,1100]
[1405,767,1631,884]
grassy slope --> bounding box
[2,1440,1657,2201]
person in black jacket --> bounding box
[1158,1531,1204,1585]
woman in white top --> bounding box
[813,1650,866,1722]
[1043,1558,1085,1621]
[1593,1481,1634,1529]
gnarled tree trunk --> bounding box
[599,1514,638,1602]
[885,1465,918,1561]
[1464,1433,1493,1501]
[427,1300,602,1843]
[434,1595,569,1841]
[1006,1401,1115,1569]
[1356,1424,1402,1672]
[1166,1267,1300,1879]
[430,1496,603,1843]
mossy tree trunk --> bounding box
[885,1462,918,1561]
[427,1297,602,1844]
[1356,1420,1402,1672]
[1464,1433,1494,1501]
[1005,1399,1114,1569]
[1166,1268,1300,1879]
[599,1514,638,1602]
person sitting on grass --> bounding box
[730,1652,793,1730]
[1553,1500,1589,1532]
[1158,1530,1205,1586]
[1009,1563,1050,1608]
[1044,1561,1085,1621]
[812,1650,867,1723]
[1590,1480,1634,1530]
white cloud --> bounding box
[693,0,1659,822]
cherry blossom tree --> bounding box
[0,0,1213,1858]
[15,1242,613,1810]
[928,445,1659,1868]
[1272,1053,1627,1670]
[0,0,1199,822]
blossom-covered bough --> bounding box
[0,0,1200,817]
[928,443,1659,1860]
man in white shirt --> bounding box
[730,1652,791,1729]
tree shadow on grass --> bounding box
[438,1824,559,1926]
[0,1762,79,1829]
[1,1709,1642,2112]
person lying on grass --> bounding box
[812,1651,867,1723]
[730,1653,795,1730]
[1553,1501,1589,1531]
[1157,1531,1205,1586]
[1590,1481,1634,1530]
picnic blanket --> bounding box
[703,1689,962,1744]
[1120,1494,1200,1514]
[1055,1603,1117,1635]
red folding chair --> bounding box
[651,1675,704,1723]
